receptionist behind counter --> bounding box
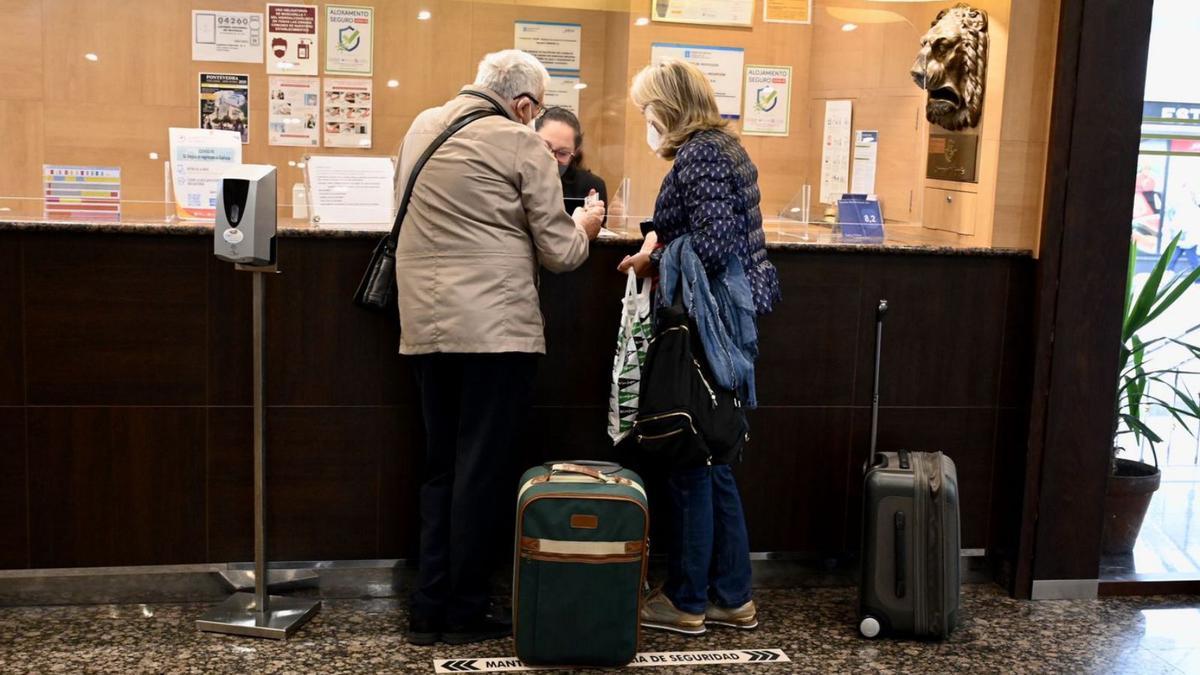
[536,107,608,224]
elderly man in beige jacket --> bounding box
[395,50,605,647]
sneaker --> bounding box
[705,600,758,630]
[406,616,441,646]
[640,589,706,636]
[443,615,512,645]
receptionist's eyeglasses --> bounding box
[544,142,575,162]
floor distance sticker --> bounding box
[433,649,790,672]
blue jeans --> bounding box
[661,464,753,614]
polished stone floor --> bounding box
[1,585,1199,674]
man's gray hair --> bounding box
[473,50,551,102]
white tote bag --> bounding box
[608,269,653,443]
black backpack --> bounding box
[632,302,749,469]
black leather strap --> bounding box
[459,89,509,117]
[386,107,501,249]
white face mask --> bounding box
[646,120,663,153]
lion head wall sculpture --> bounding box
[911,4,989,131]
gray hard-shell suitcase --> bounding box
[858,300,962,639]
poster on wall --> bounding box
[763,0,812,24]
[269,76,320,147]
[514,21,582,72]
[43,165,121,221]
[325,5,374,75]
[742,65,792,136]
[545,74,581,113]
[191,10,264,63]
[650,43,744,118]
[199,73,250,144]
[851,130,879,195]
[305,156,394,226]
[168,128,242,221]
[267,4,319,75]
[324,78,373,148]
[651,0,754,27]
[819,100,853,205]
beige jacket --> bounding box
[393,87,590,355]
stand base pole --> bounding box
[196,592,320,640]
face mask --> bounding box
[558,163,569,177]
[646,120,663,153]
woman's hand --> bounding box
[617,250,654,278]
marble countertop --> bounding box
[0,217,1033,257]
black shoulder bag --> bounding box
[353,104,501,311]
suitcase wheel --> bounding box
[859,616,882,639]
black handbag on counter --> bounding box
[632,302,749,468]
[353,106,500,311]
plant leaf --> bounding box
[1124,240,1137,325]
[1121,413,1163,444]
[1145,262,1200,325]
[1124,233,1180,340]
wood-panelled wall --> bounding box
[0,0,1055,250]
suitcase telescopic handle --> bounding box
[897,449,911,471]
[869,299,889,456]
[894,511,907,599]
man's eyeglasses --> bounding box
[515,93,545,120]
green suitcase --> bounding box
[513,461,649,668]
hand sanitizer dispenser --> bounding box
[215,164,277,266]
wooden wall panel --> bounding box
[0,0,42,100]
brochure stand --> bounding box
[196,262,321,640]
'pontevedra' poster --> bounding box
[199,73,250,144]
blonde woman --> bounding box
[620,60,780,635]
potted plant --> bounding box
[1106,233,1200,554]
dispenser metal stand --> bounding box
[197,265,321,640]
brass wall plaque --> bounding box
[927,132,979,182]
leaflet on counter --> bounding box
[169,128,243,221]
[305,155,394,226]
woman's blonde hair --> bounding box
[630,60,731,159]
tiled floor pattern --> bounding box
[1,585,1199,673]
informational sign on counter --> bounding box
[199,73,250,144]
[269,76,320,147]
[168,128,242,221]
[325,5,374,75]
[323,78,373,148]
[652,0,754,27]
[763,0,813,24]
[266,4,319,75]
[514,21,581,72]
[851,130,879,195]
[305,155,394,226]
[545,74,581,113]
[742,66,792,136]
[192,10,264,63]
[819,100,853,204]
[651,43,744,118]
[43,165,121,221]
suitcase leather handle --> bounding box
[550,463,608,481]
[894,511,907,599]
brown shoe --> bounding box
[640,589,706,636]
[705,599,759,630]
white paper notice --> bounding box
[267,4,319,75]
[820,101,853,205]
[514,21,581,72]
[192,11,264,63]
[306,155,394,226]
[742,66,792,137]
[851,130,879,196]
[651,44,745,118]
[325,5,374,75]
[652,0,754,27]
[544,74,581,113]
[269,77,320,147]
[324,78,373,148]
[168,128,242,221]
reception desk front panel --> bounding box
[0,224,1032,570]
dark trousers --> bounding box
[409,352,537,626]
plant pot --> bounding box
[1101,458,1162,555]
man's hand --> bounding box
[573,201,605,241]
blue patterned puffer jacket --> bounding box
[651,129,781,315]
